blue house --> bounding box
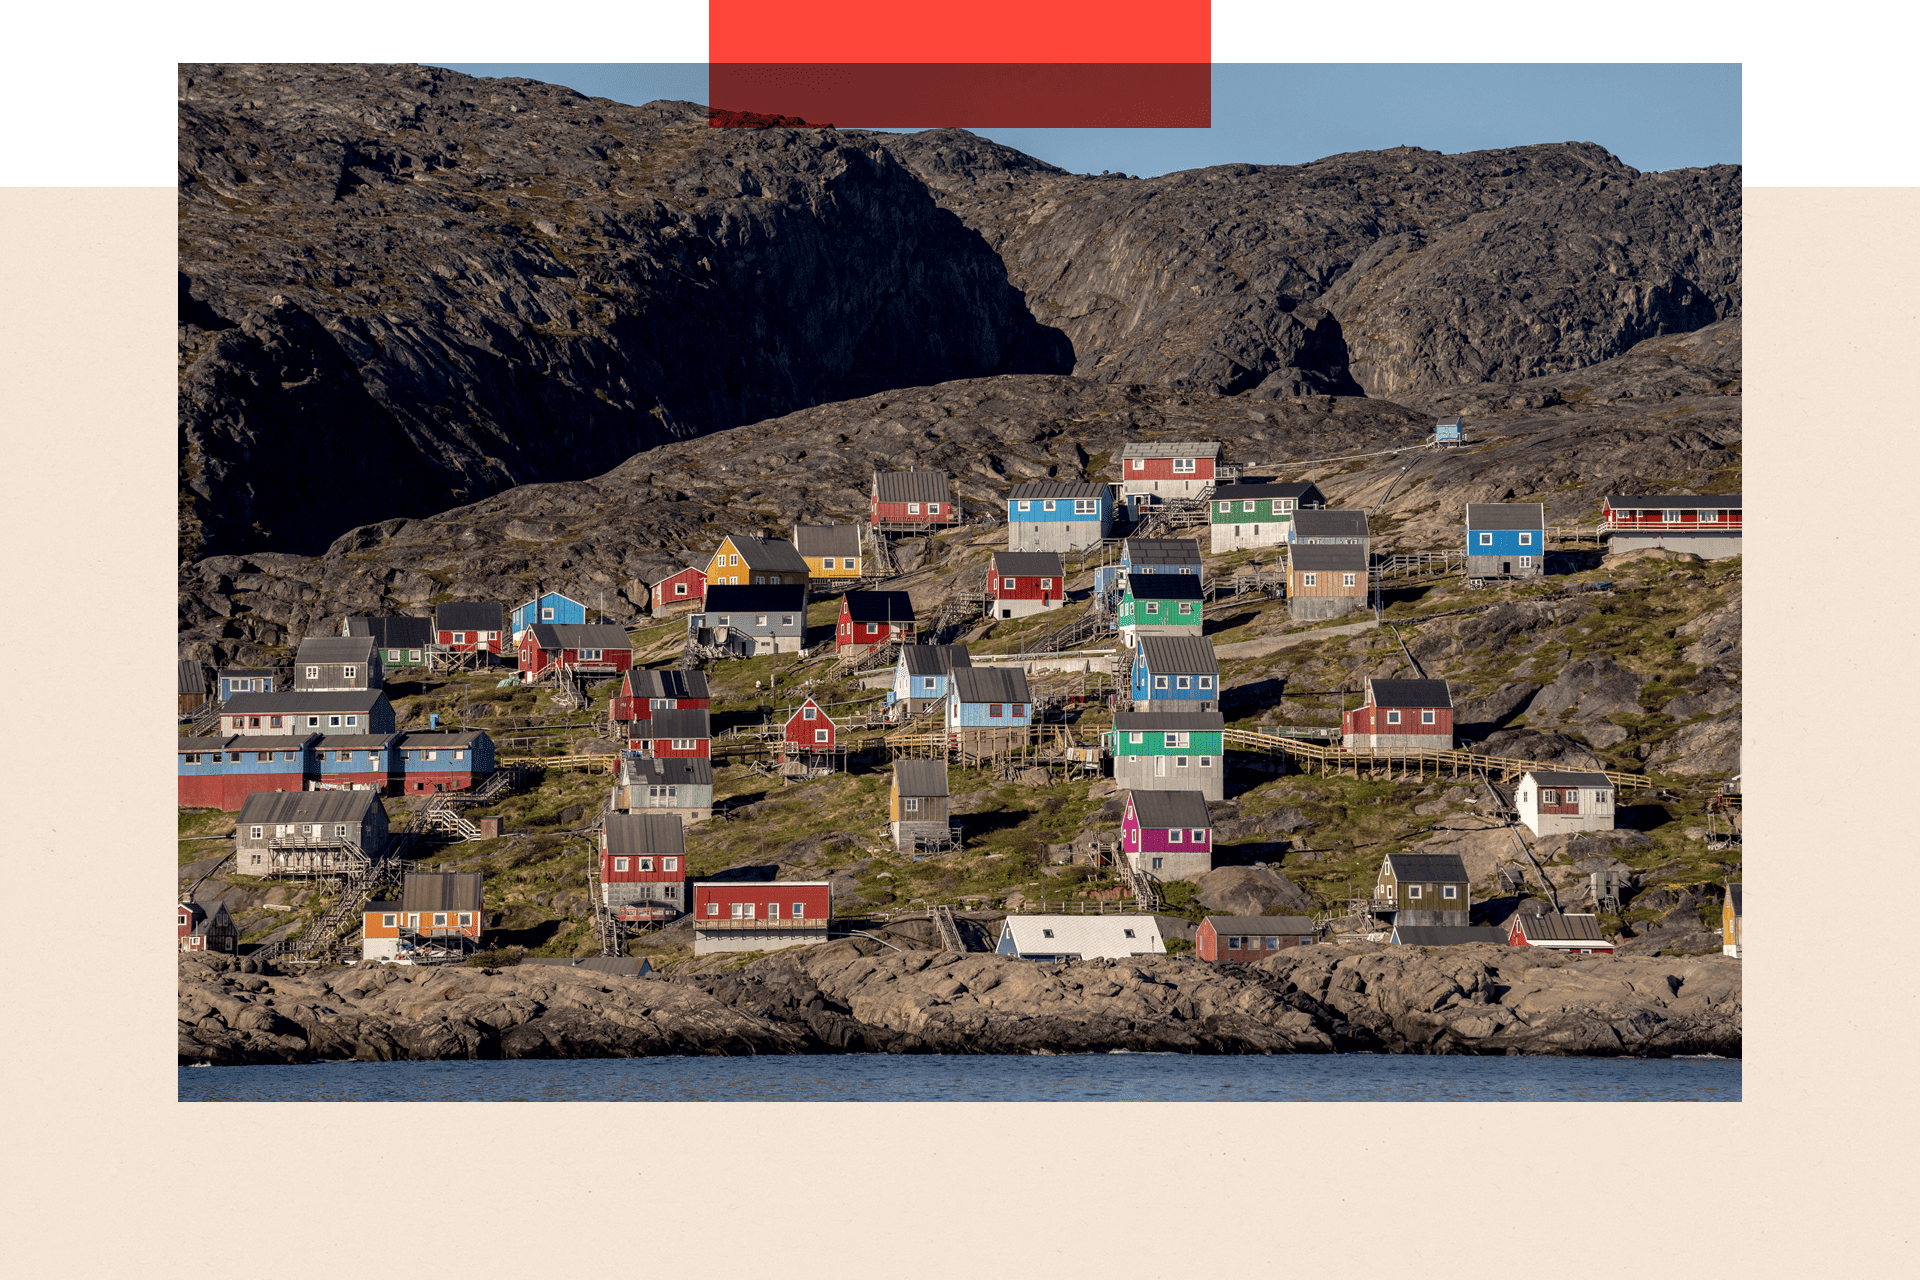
[394,730,497,794]
[1129,635,1220,712]
[310,734,399,792]
[946,667,1033,751]
[1464,502,1546,579]
[1116,574,1205,646]
[889,644,972,716]
[177,734,320,810]
[218,668,278,702]
[510,591,587,642]
[1007,481,1113,553]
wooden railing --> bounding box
[1220,728,1646,790]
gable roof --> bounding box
[517,590,584,612]
[949,667,1031,704]
[1512,911,1608,942]
[619,755,714,788]
[178,660,208,696]
[699,584,809,617]
[526,623,632,652]
[1368,678,1453,709]
[1383,851,1471,883]
[236,788,384,826]
[312,733,399,751]
[1126,574,1204,602]
[1120,442,1221,459]
[1201,915,1316,935]
[990,551,1066,578]
[792,524,862,557]
[214,735,323,753]
[642,708,712,739]
[1522,769,1613,788]
[624,668,710,700]
[1211,483,1321,501]
[652,564,707,587]
[892,758,950,797]
[345,615,434,648]
[783,698,834,728]
[400,872,484,914]
[1607,494,1743,510]
[434,601,504,631]
[1126,789,1212,830]
[1135,635,1219,674]
[603,812,688,858]
[1464,502,1545,531]
[1291,509,1370,538]
[1727,884,1743,918]
[296,635,377,665]
[722,533,810,573]
[1113,710,1226,733]
[873,470,953,504]
[1288,542,1369,571]
[1124,538,1201,565]
[999,914,1167,959]
[843,591,916,624]
[178,735,237,752]
[901,645,972,677]
[393,731,491,751]
[1008,481,1108,502]
[1391,926,1509,946]
[222,690,388,716]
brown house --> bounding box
[1196,915,1315,961]
[1376,850,1471,926]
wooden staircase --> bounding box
[253,850,405,964]
[929,903,967,953]
[1219,727,1648,790]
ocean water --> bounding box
[179,1052,1739,1102]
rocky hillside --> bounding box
[179,63,1738,560]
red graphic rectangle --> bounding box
[708,63,1211,128]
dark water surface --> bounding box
[180,1052,1739,1101]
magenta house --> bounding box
[1120,789,1213,882]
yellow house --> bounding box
[1722,883,1742,957]
[793,523,863,580]
[705,533,811,589]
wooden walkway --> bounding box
[1220,728,1647,790]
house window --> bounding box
[804,706,817,721]
[923,677,936,690]
[1151,857,1164,870]
[581,649,602,661]
[639,857,654,872]
[250,826,263,839]
[1199,756,1213,769]
[1176,676,1192,690]
[729,554,740,566]
[1173,458,1195,472]
[1701,510,1718,523]
[1043,500,1056,512]
[757,616,769,627]
[767,903,781,919]
[792,901,806,919]
[1519,556,1535,569]
[1002,577,1015,591]
[343,665,357,680]
[1131,459,1144,471]
[410,650,423,663]
[905,796,920,812]
[1123,928,1137,939]
[615,857,629,871]
[866,623,879,635]
[989,703,1004,718]
[927,504,940,515]
[675,583,688,596]
[1478,533,1492,546]
[1281,500,1295,512]
[1217,501,1231,514]
[459,913,472,926]
[908,503,921,515]
[1129,732,1144,744]
[782,617,795,627]
[1386,711,1401,724]
[306,666,319,680]
[1145,602,1159,615]
[1017,501,1032,512]
[330,716,342,727]
[424,750,437,762]
[1012,704,1026,718]
[815,729,829,743]
[184,753,201,765]
[1303,573,1317,587]
[822,557,836,570]
[1595,791,1610,805]
[1407,886,1422,899]
[1342,573,1356,587]
[1421,710,1435,724]
[708,903,720,916]
[453,632,466,643]
[1169,829,1183,843]
[1041,578,1053,590]
[1442,886,1459,899]
[1154,676,1168,689]
[434,913,447,926]
[1191,829,1206,844]
[1518,532,1534,546]
[346,716,358,727]
[1542,790,1558,804]
[382,914,396,927]
[665,858,678,871]
[1175,755,1189,768]
[1075,499,1096,515]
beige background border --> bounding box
[0,183,1909,1275]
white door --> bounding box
[1155,756,1167,777]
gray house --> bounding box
[890,758,952,851]
[615,755,715,824]
[293,635,384,692]
[220,689,395,737]
[343,615,434,669]
[1287,508,1370,547]
[234,788,389,877]
[689,584,809,655]
[1109,709,1225,801]
[1377,850,1472,926]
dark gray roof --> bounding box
[215,735,322,752]
[1288,543,1369,571]
[1135,635,1219,674]
[1607,494,1743,510]
[177,735,236,750]
[364,900,400,914]
[178,660,208,696]
[991,551,1066,578]
[394,731,490,750]
[639,708,711,739]
[1127,789,1212,830]
[844,591,916,624]
[518,956,654,976]
[902,645,972,676]
[1120,441,1221,459]
[236,789,384,825]
[435,601,504,630]
[949,667,1032,704]
[604,812,687,858]
[620,755,714,787]
[1127,574,1204,601]
[1464,502,1545,530]
[222,690,388,716]
[1368,678,1453,709]
[345,616,434,648]
[1384,851,1471,883]
[1113,710,1226,732]
[1124,538,1201,565]
[296,635,376,664]
[893,758,950,797]
[401,872,484,913]
[218,668,275,678]
[792,524,862,557]
[313,734,399,750]
[1008,481,1108,501]
[526,623,632,651]
[1393,926,1509,946]
[1524,769,1613,787]
[699,584,808,616]
[725,534,811,573]
[1212,483,1321,501]
[874,470,953,504]
[625,668,710,700]
[1727,884,1742,917]
[1203,915,1316,935]
[1291,509,1370,538]
[1513,912,1608,942]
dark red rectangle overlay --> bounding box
[708,64,1211,129]
[709,0,1209,64]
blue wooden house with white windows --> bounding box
[178,734,321,810]
[218,669,278,702]
[1099,537,1204,610]
[1464,503,1546,578]
[888,644,972,716]
[310,734,399,792]
[946,667,1033,754]
[1006,481,1113,552]
[1129,636,1221,712]
[1116,574,1204,646]
[510,591,587,643]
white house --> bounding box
[994,915,1166,962]
[1515,770,1617,836]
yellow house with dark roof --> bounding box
[705,533,811,589]
[792,523,863,580]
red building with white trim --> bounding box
[178,900,238,953]
[601,812,688,918]
[434,601,505,657]
[517,623,634,679]
[691,880,833,954]
[1117,441,1224,504]
[1196,915,1314,961]
[1342,678,1453,751]
[871,470,958,527]
[985,551,1066,619]
[837,591,916,652]
[783,697,837,753]
[610,668,711,729]
[1507,910,1615,956]
[651,566,707,617]
[1601,493,1743,559]
[629,708,711,759]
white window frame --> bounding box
[540,606,555,621]
[639,857,654,872]
[1519,556,1534,569]
[1154,676,1168,689]
[814,728,829,743]
[1002,577,1016,591]
[1343,573,1356,587]
[1218,501,1231,514]
[1169,828,1184,843]
[1199,755,1213,769]
[1043,500,1056,512]
[1017,500,1031,512]
[1075,499,1096,515]
[1478,532,1492,546]
[1421,710,1435,725]
[306,665,319,679]
[614,857,629,872]
[1386,710,1401,724]
[1041,578,1053,590]
[1131,458,1144,471]
[904,796,920,813]
[1198,676,1212,689]
[907,503,921,515]
[792,902,806,919]
[1303,573,1317,587]
[1176,676,1191,689]
[664,857,678,871]
[1407,886,1422,900]
[1518,532,1534,546]
[1442,886,1459,900]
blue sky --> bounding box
[434,63,1739,176]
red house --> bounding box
[178,900,238,953]
[691,880,833,954]
[986,550,1067,619]
[629,708,712,759]
[1508,910,1615,956]
[1196,915,1315,961]
[434,601,506,657]
[600,812,688,919]
[610,668,711,729]
[518,623,634,678]
[837,591,916,652]
[783,697,837,752]
[1118,441,1223,504]
[652,565,707,617]
[871,470,958,528]
[1342,678,1453,752]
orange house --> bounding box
[362,872,484,961]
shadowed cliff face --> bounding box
[177,64,1072,560]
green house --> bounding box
[1209,482,1325,552]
